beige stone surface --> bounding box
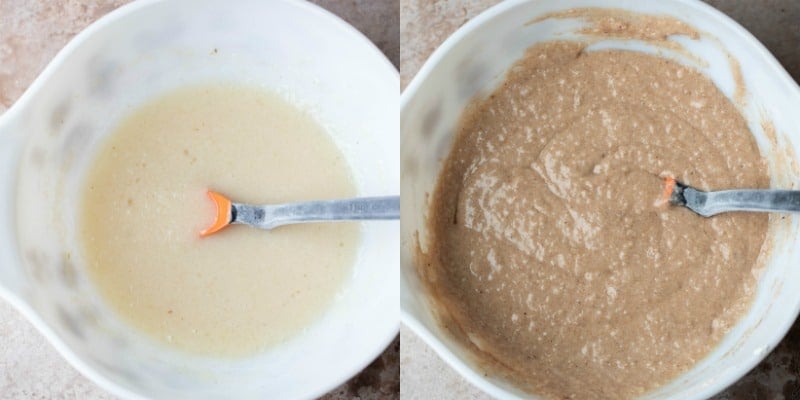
[400,1,800,399]
[0,1,399,399]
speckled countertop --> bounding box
[0,1,399,399]
[400,1,800,399]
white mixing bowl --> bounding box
[0,0,398,398]
[401,0,800,399]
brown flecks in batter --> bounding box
[421,42,769,399]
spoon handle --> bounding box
[233,196,400,230]
[683,188,800,217]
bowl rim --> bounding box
[0,0,399,399]
[399,0,800,399]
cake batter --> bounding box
[423,42,769,399]
[80,84,359,357]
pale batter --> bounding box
[80,84,359,357]
[422,42,769,399]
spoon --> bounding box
[200,191,399,237]
[661,177,800,217]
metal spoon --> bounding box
[200,191,399,237]
[665,178,800,217]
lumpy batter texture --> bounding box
[424,42,769,399]
[80,84,359,357]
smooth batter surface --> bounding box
[423,42,769,399]
[80,84,359,357]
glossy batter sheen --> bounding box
[424,42,768,399]
[80,84,359,357]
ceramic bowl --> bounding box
[401,0,800,398]
[0,0,398,398]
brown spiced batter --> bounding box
[422,42,769,399]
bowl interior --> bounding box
[10,0,398,398]
[400,0,800,399]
